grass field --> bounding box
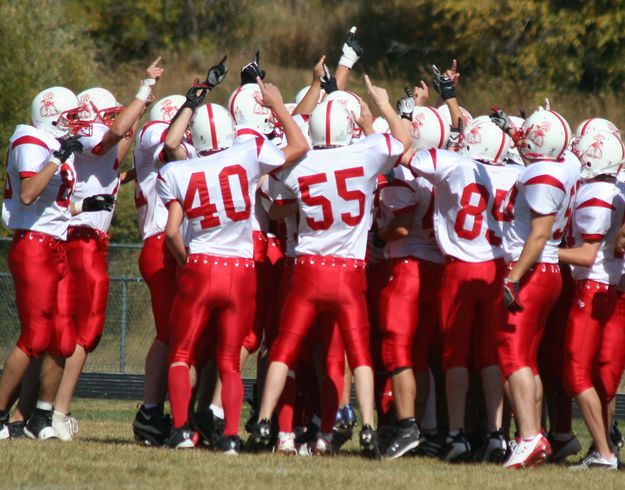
[1,399,623,489]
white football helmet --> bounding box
[519,109,571,161]
[309,100,353,148]
[324,90,362,137]
[190,103,235,154]
[437,104,473,129]
[574,131,625,180]
[228,84,274,134]
[575,117,620,139]
[31,87,83,139]
[77,87,122,126]
[294,85,325,105]
[462,119,512,165]
[372,116,390,134]
[149,95,186,122]
[410,106,450,151]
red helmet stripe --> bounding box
[206,104,218,150]
[580,118,593,136]
[426,107,445,148]
[326,100,333,146]
[550,110,569,159]
[494,129,507,163]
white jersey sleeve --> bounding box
[409,148,461,185]
[2,125,75,239]
[570,181,625,285]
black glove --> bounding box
[181,83,209,111]
[240,49,265,86]
[81,194,115,213]
[503,278,522,312]
[396,87,415,120]
[431,65,455,101]
[490,106,513,132]
[53,135,83,162]
[206,55,228,89]
[339,26,364,68]
[320,64,339,94]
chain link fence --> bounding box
[0,238,258,378]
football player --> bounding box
[0,87,113,440]
[157,77,308,452]
[491,107,581,468]
[248,75,411,458]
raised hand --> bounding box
[444,59,460,87]
[490,106,514,132]
[182,83,208,111]
[397,87,415,120]
[53,135,83,162]
[320,64,339,94]
[255,77,284,110]
[206,55,228,89]
[145,57,164,81]
[339,26,364,69]
[313,55,326,81]
[413,81,429,106]
[364,75,390,109]
[432,64,455,101]
[241,49,265,86]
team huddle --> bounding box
[1,26,625,470]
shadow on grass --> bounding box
[81,436,137,446]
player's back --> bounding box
[280,133,403,259]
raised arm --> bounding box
[335,26,363,90]
[256,78,309,165]
[293,55,326,116]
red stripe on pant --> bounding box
[564,280,622,401]
[269,255,372,370]
[10,230,76,358]
[497,263,562,379]
[139,233,178,345]
[439,258,506,371]
[168,254,256,435]
[65,226,109,352]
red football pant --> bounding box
[9,231,75,358]
[139,233,178,345]
[498,263,562,379]
[439,258,506,371]
[65,227,109,352]
[270,256,372,370]
[539,264,574,433]
[242,231,268,353]
[564,280,622,401]
[168,254,256,435]
[367,261,394,424]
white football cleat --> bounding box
[503,434,551,469]
[314,434,333,456]
[569,450,618,471]
[52,410,78,441]
[274,432,297,455]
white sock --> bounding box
[210,404,224,420]
[36,401,53,412]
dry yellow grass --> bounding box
[0,399,623,489]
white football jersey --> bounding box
[569,180,625,285]
[70,123,120,233]
[380,165,444,263]
[503,151,581,263]
[276,133,404,259]
[409,148,522,262]
[157,135,285,257]
[2,125,75,240]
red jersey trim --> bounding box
[273,198,296,206]
[164,199,180,209]
[581,233,604,241]
[19,171,37,179]
[576,198,615,211]
[12,135,49,151]
[236,127,264,140]
[524,175,566,193]
[428,148,438,170]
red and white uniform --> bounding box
[564,180,625,401]
[268,133,403,369]
[2,124,76,358]
[66,122,121,352]
[498,152,581,379]
[409,148,521,371]
[378,166,444,373]
[157,134,285,436]
[133,120,189,344]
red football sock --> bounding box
[221,370,243,436]
[277,375,296,433]
[168,365,191,429]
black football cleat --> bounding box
[246,418,272,452]
[383,423,422,460]
[132,404,172,446]
[360,424,381,460]
[165,424,198,449]
[24,408,58,440]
